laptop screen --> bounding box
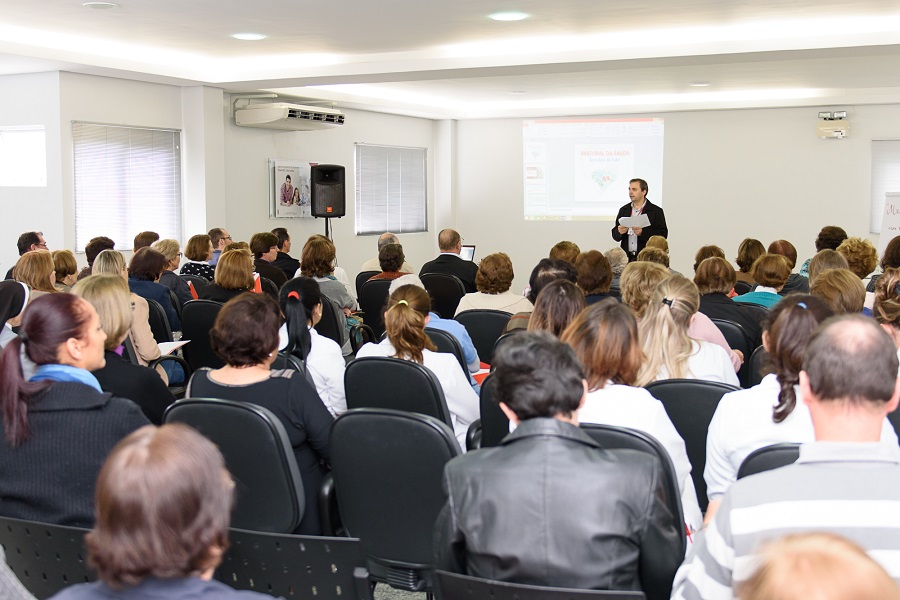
[459,245,476,261]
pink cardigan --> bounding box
[689,312,742,372]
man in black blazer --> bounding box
[419,228,479,292]
[610,178,668,261]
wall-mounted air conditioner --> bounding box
[234,102,345,131]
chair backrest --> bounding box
[478,374,510,448]
[490,330,524,370]
[0,516,94,598]
[733,280,753,296]
[181,299,225,371]
[314,296,345,346]
[435,571,646,600]
[344,357,453,427]
[330,409,461,592]
[179,273,209,296]
[421,273,466,319]
[145,297,173,344]
[736,443,801,479]
[355,270,381,298]
[709,318,752,387]
[122,336,140,365]
[579,424,686,552]
[454,310,512,364]
[217,528,373,600]
[163,398,304,533]
[645,379,739,512]
[747,345,770,388]
[359,279,393,339]
[425,327,467,374]
[260,276,279,299]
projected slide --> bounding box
[523,118,664,221]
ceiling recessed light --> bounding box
[689,81,712,87]
[82,1,119,8]
[508,90,527,95]
[489,11,529,21]
[232,33,267,41]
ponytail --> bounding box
[384,285,436,364]
[279,278,321,362]
[0,336,50,447]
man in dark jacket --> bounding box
[434,332,683,600]
[419,228,478,292]
[611,178,668,261]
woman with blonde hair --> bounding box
[810,268,866,315]
[14,251,57,297]
[356,284,479,449]
[51,249,78,292]
[873,267,900,368]
[561,301,702,530]
[807,248,848,286]
[198,249,254,303]
[151,239,192,307]
[636,275,739,387]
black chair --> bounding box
[180,273,209,296]
[421,273,466,319]
[645,379,739,512]
[435,571,646,600]
[709,318,752,387]
[358,279,393,339]
[163,398,304,533]
[217,528,373,600]
[580,424,686,554]
[329,409,461,592]
[355,270,381,298]
[260,276,279,299]
[426,326,468,375]
[181,299,224,371]
[315,296,346,347]
[168,288,182,322]
[733,280,753,296]
[736,443,801,479]
[478,374,509,448]
[146,297,173,344]
[455,310,512,364]
[0,517,94,599]
[344,356,453,428]
[490,330,524,369]
[747,345,770,388]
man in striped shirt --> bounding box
[672,315,900,599]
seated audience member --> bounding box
[48,424,275,600]
[303,234,356,300]
[576,250,616,304]
[455,252,533,316]
[768,239,809,294]
[837,236,878,282]
[207,227,232,266]
[672,316,900,597]
[732,254,790,309]
[301,236,356,353]
[199,249,254,304]
[249,232,288,288]
[605,247,629,296]
[435,332,683,598]
[14,251,57,298]
[271,227,300,279]
[693,245,725,273]
[361,232,415,273]
[4,231,48,280]
[868,234,900,292]
[224,241,249,252]
[186,292,332,535]
[562,301,702,530]
[51,249,78,292]
[810,268,866,315]
[152,239,193,307]
[366,243,407,281]
[695,257,764,347]
[527,279,586,338]
[391,275,480,377]
[799,225,848,278]
[356,285,479,449]
[807,248,849,286]
[180,233,217,281]
[419,228,479,293]
[873,267,900,368]
[637,246,670,269]
[0,281,28,351]
[132,231,159,252]
[0,294,149,527]
[279,277,346,417]
[549,240,580,265]
[128,247,181,331]
[645,235,669,254]
[734,238,765,286]
[738,533,900,600]
[504,258,576,332]
[73,275,175,424]
[636,275,739,387]
[77,236,115,281]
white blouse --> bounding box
[655,340,740,387]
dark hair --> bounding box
[561,300,642,388]
[693,245,725,273]
[210,293,281,367]
[84,236,116,266]
[271,227,290,250]
[128,247,167,281]
[804,315,899,406]
[629,178,648,195]
[378,243,405,273]
[882,236,900,270]
[637,246,670,268]
[527,279,586,338]
[279,277,322,362]
[549,241,580,264]
[815,226,848,253]
[575,250,612,295]
[476,253,514,294]
[16,231,42,256]
[300,237,335,278]
[763,295,833,423]
[86,424,233,588]
[526,258,577,304]
[0,294,95,447]
[736,238,766,274]
[285,174,291,181]
[133,231,159,252]
[491,331,584,421]
[184,234,212,262]
[250,232,279,260]
[695,257,736,295]
[768,239,798,269]
[383,285,436,364]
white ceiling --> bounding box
[3,0,900,118]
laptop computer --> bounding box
[460,244,476,261]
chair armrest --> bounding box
[319,472,344,537]
[466,419,482,452]
[149,354,193,380]
[350,324,377,354]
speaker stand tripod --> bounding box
[323,217,333,241]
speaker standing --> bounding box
[611,178,668,262]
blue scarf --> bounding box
[29,364,103,392]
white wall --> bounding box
[455,105,900,285]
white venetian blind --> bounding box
[73,122,182,251]
[871,140,900,233]
[355,143,427,235]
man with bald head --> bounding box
[419,228,479,292]
[360,232,414,274]
[672,315,900,599]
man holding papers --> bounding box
[611,178,668,261]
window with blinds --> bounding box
[73,123,182,251]
[871,140,900,233]
[355,143,427,235]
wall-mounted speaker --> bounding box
[310,164,346,218]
